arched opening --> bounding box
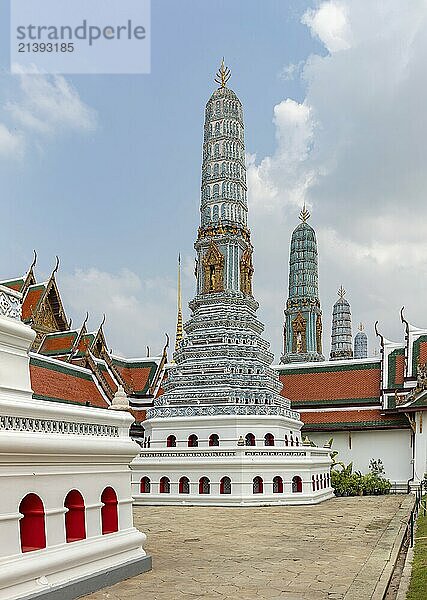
[199,477,210,494]
[253,476,263,494]
[209,433,219,447]
[292,476,303,493]
[284,435,289,447]
[159,477,171,494]
[167,435,176,447]
[19,494,46,552]
[179,477,190,494]
[140,476,151,493]
[316,475,320,491]
[290,435,294,447]
[64,489,86,543]
[312,475,316,491]
[245,433,255,446]
[188,434,198,447]
[273,476,283,493]
[101,487,118,534]
[264,433,275,447]
[295,437,299,447]
[220,476,231,494]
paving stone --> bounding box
[83,495,410,600]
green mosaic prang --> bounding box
[412,335,427,376]
[387,348,405,389]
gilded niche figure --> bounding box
[292,312,307,354]
[240,248,254,295]
[202,242,224,293]
[316,314,322,354]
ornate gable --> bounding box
[202,242,224,293]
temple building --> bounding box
[281,208,324,364]
[354,323,368,359]
[132,62,333,505]
[330,286,353,361]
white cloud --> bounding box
[0,123,24,158]
[302,1,352,53]
[60,262,194,358]
[247,0,427,358]
[0,68,96,158]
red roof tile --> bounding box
[22,285,45,321]
[30,357,108,409]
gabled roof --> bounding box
[29,354,109,409]
[39,330,79,356]
[276,359,381,408]
[0,277,25,292]
[301,408,409,431]
[22,283,46,321]
[111,356,160,396]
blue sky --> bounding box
[1,0,427,360]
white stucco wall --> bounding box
[308,429,412,489]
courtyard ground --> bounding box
[84,495,413,600]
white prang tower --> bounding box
[132,62,333,505]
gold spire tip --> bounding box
[338,285,346,298]
[299,204,310,223]
[359,322,364,331]
[214,58,231,88]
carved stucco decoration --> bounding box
[292,312,307,353]
[316,314,322,354]
[0,290,21,320]
[240,247,254,295]
[202,242,224,293]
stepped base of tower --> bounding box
[281,351,325,364]
[131,412,334,506]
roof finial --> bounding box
[30,249,37,271]
[214,58,231,88]
[299,203,310,223]
[359,322,364,332]
[338,285,346,299]
[52,255,60,276]
[175,254,183,352]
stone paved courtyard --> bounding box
[84,495,413,600]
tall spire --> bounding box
[330,286,353,361]
[354,322,368,359]
[282,208,324,363]
[214,58,231,88]
[174,254,183,352]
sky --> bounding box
[0,0,426,360]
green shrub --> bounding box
[331,458,391,497]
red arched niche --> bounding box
[64,490,86,542]
[19,493,46,552]
[101,487,118,534]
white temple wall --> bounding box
[414,411,427,484]
[0,288,150,600]
[144,414,303,447]
[308,428,412,489]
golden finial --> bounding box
[359,322,364,332]
[214,58,231,88]
[299,204,310,223]
[338,285,346,299]
[175,254,183,352]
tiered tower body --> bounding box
[282,210,324,363]
[330,287,353,361]
[354,323,368,359]
[132,64,333,506]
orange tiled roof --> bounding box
[22,284,46,321]
[30,356,109,409]
[39,331,78,356]
[278,362,381,406]
[112,358,158,395]
[300,408,408,431]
